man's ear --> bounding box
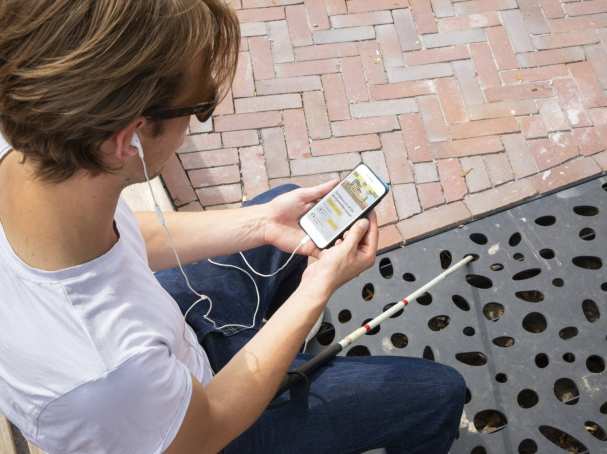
[112,118,146,162]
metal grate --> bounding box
[309,176,607,454]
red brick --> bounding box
[312,26,375,44]
[322,73,350,121]
[531,157,601,193]
[585,44,607,91]
[436,136,504,158]
[326,0,347,15]
[376,24,404,68]
[486,26,518,70]
[239,146,270,199]
[540,0,564,19]
[467,100,538,120]
[538,99,569,131]
[237,6,284,22]
[275,58,340,78]
[410,0,438,34]
[529,133,579,171]
[340,56,369,102]
[204,202,243,210]
[222,130,259,148]
[435,78,467,124]
[437,12,500,32]
[518,47,585,68]
[196,184,242,206]
[417,182,444,209]
[269,172,340,189]
[361,149,390,182]
[177,201,203,212]
[589,107,607,125]
[392,183,422,219]
[161,154,197,206]
[346,0,409,14]
[180,148,239,170]
[593,150,607,170]
[532,31,599,50]
[234,94,301,113]
[569,61,607,108]
[303,91,331,139]
[404,45,469,66]
[380,132,415,183]
[398,113,433,162]
[549,16,607,33]
[392,9,422,51]
[261,128,289,178]
[311,134,380,155]
[232,52,255,98]
[332,116,399,136]
[431,0,455,18]
[572,127,606,156]
[501,133,539,178]
[553,78,592,127]
[501,8,537,51]
[413,162,439,183]
[283,109,311,159]
[255,76,322,95]
[214,111,282,131]
[564,1,607,17]
[189,116,213,134]
[455,0,517,14]
[285,5,313,47]
[188,165,240,188]
[460,156,491,192]
[469,42,500,89]
[484,153,514,186]
[418,96,449,142]
[465,179,537,215]
[294,43,358,61]
[370,80,434,100]
[179,133,222,153]
[240,22,268,38]
[214,90,235,116]
[378,225,404,251]
[358,41,387,85]
[305,0,330,30]
[330,11,392,28]
[386,62,453,82]
[350,99,417,118]
[396,201,471,242]
[290,152,361,175]
[484,83,554,102]
[249,37,275,80]
[500,65,569,84]
[519,115,548,139]
[438,158,467,202]
[268,20,294,63]
[450,118,519,140]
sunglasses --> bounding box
[144,99,217,123]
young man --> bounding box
[0,1,465,453]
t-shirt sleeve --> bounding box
[36,347,193,454]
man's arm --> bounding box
[134,205,270,272]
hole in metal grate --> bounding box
[602,282,607,291]
[539,248,555,259]
[379,257,393,278]
[470,233,488,245]
[383,302,404,319]
[513,252,525,261]
[452,294,470,311]
[423,345,434,361]
[439,250,452,269]
[338,310,352,323]
[361,318,379,335]
[463,326,475,336]
[428,315,450,331]
[535,353,549,368]
[509,232,522,246]
[518,438,538,454]
[573,205,599,216]
[495,373,507,383]
[517,389,539,409]
[346,345,370,356]
[515,290,544,303]
[467,253,480,262]
[362,283,374,301]
[559,326,578,340]
[470,447,487,454]
[522,312,547,333]
[512,268,542,280]
[539,425,587,453]
[474,410,508,434]
[579,227,596,241]
[572,256,602,270]
[465,274,493,289]
[490,263,504,271]
[582,299,600,322]
[493,336,515,347]
[316,322,335,345]
[456,352,487,366]
[552,278,564,287]
[586,355,605,373]
[402,272,415,282]
[535,215,556,226]
[465,388,472,404]
[563,353,575,363]
[483,302,504,321]
[416,292,432,306]
[554,378,579,405]
[584,421,607,442]
[390,333,408,349]
[602,402,607,414]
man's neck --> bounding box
[0,151,123,271]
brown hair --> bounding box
[0,0,239,183]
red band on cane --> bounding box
[402,299,409,306]
[363,324,371,333]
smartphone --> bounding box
[298,163,390,249]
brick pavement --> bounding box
[161,0,607,252]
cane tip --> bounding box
[464,253,479,262]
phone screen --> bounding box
[299,164,387,248]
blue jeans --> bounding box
[155,184,465,454]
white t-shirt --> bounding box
[0,134,213,453]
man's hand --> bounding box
[263,179,339,259]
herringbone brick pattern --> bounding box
[161,0,607,251]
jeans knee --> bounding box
[440,365,466,415]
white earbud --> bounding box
[131,133,144,159]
